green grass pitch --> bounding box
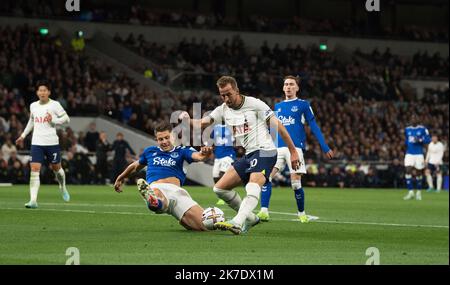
[0,185,448,265]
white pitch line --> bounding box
[0,206,448,229]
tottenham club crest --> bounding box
[170,152,179,158]
[291,106,298,112]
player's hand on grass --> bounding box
[114,179,123,193]
[325,149,334,160]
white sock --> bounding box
[298,211,306,216]
[29,171,40,203]
[54,168,66,191]
[260,207,269,214]
[437,174,442,191]
[213,187,242,212]
[426,174,434,189]
[233,183,261,226]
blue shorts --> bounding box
[30,145,61,164]
[232,149,277,185]
[427,163,441,173]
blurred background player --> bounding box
[15,80,70,208]
[403,114,431,201]
[210,124,236,205]
[184,76,300,235]
[257,75,333,223]
[425,135,446,193]
[114,122,213,231]
[111,132,136,183]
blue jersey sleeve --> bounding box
[304,102,330,153]
[139,149,148,165]
[420,127,431,144]
[182,147,196,164]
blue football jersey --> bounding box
[275,98,330,152]
[210,124,236,159]
[404,125,431,155]
[138,145,195,185]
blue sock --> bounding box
[415,176,423,190]
[293,188,305,212]
[405,175,413,190]
[260,181,272,208]
[147,198,163,212]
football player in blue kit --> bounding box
[257,75,334,223]
[403,114,431,201]
[210,124,237,205]
[114,122,215,231]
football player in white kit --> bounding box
[15,80,70,208]
[183,76,300,235]
[425,135,446,193]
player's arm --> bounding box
[16,114,34,144]
[304,103,333,159]
[191,146,213,162]
[48,103,70,125]
[269,115,300,170]
[179,111,215,129]
[425,144,431,163]
[114,160,145,193]
[420,128,431,145]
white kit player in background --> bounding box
[425,135,446,193]
[15,80,70,208]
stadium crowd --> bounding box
[0,0,448,42]
[0,24,448,187]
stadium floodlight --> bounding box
[39,28,49,35]
[77,30,84,37]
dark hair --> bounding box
[36,80,51,91]
[154,122,173,135]
[283,75,300,87]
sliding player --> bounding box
[114,122,214,231]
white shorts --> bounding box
[149,183,198,221]
[212,156,235,178]
[274,147,306,174]
[404,154,425,170]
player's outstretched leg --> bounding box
[52,166,70,202]
[136,178,164,211]
[257,180,272,222]
[217,178,263,235]
[25,171,40,209]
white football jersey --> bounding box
[29,99,67,146]
[209,96,276,154]
[427,142,445,165]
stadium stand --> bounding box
[0,14,448,187]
